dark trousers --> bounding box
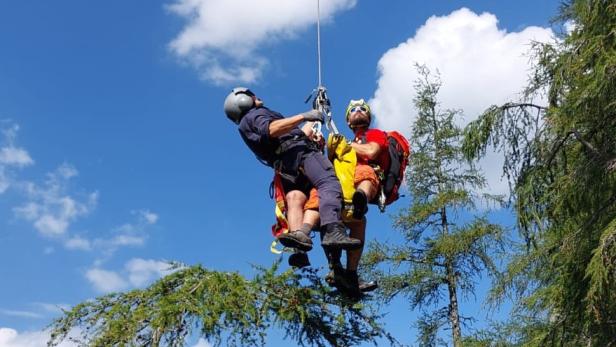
[279,147,342,226]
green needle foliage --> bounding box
[48,261,395,347]
[362,65,504,347]
[462,0,616,345]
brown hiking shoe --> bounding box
[320,222,362,250]
[277,231,313,251]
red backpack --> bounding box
[381,131,410,205]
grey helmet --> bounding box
[224,87,256,124]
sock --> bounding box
[299,223,312,234]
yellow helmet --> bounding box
[345,99,371,127]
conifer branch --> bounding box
[48,263,395,347]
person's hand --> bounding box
[311,131,324,143]
[301,109,324,123]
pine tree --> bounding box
[48,262,394,347]
[462,0,616,344]
[363,65,504,346]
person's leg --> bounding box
[301,188,320,233]
[356,180,377,201]
[352,164,379,219]
[334,218,378,298]
[301,151,361,249]
[345,218,366,272]
[301,152,341,226]
[288,192,320,268]
[302,210,320,230]
[285,190,307,231]
[277,190,313,251]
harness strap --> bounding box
[275,135,307,155]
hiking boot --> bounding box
[288,252,310,268]
[352,190,368,219]
[327,268,360,300]
[343,270,361,300]
[277,231,313,251]
[325,265,376,299]
[320,222,362,250]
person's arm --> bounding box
[268,115,305,138]
[269,110,323,138]
[351,141,381,160]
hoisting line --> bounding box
[311,0,340,136]
[317,0,322,88]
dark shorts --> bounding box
[277,143,314,195]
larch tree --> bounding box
[363,65,504,347]
[462,0,616,345]
[48,262,395,347]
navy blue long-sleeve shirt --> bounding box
[238,106,305,166]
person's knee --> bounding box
[286,190,307,207]
[357,180,377,199]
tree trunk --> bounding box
[441,206,462,347]
[446,263,462,347]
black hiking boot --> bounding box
[343,270,361,300]
[277,230,313,252]
[352,190,368,220]
[325,266,361,300]
[320,222,362,250]
[325,266,378,297]
[288,252,310,268]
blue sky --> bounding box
[0,1,560,346]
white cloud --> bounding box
[31,302,71,315]
[0,122,157,255]
[139,209,159,225]
[64,236,92,251]
[192,338,213,347]
[85,258,177,293]
[109,234,145,247]
[0,123,33,194]
[13,164,98,237]
[125,258,175,287]
[33,215,69,236]
[87,209,159,260]
[0,303,70,323]
[0,148,33,168]
[564,20,576,34]
[369,8,554,195]
[0,172,9,194]
[0,327,77,347]
[85,268,128,293]
[167,0,356,84]
[0,310,42,319]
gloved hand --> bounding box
[301,109,324,123]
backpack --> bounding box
[381,131,410,205]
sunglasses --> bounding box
[350,106,368,113]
